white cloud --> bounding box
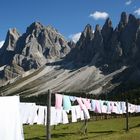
[89,11,109,20]
[0,41,4,48]
[69,30,94,43]
[69,32,81,43]
[125,0,132,5]
[69,29,95,43]
[134,8,140,16]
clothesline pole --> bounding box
[46,89,51,140]
[126,100,129,132]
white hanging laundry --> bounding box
[90,99,96,112]
[20,103,36,124]
[120,102,126,114]
[75,105,81,119]
[0,96,24,140]
[80,110,85,120]
[117,102,123,114]
[128,103,137,113]
[136,105,140,113]
[62,110,69,124]
[71,106,77,122]
[20,103,27,124]
[56,108,63,124]
[28,105,38,125]
[33,106,39,124]
[51,107,58,126]
[106,101,111,114]
[111,102,119,114]
[37,106,45,125]
[82,105,90,119]
[100,100,108,114]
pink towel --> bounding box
[82,98,91,110]
[55,94,63,109]
[76,97,84,110]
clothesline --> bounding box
[19,93,140,126]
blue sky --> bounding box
[0,0,140,42]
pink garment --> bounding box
[95,100,101,113]
[82,98,91,110]
[76,97,84,109]
[55,94,63,109]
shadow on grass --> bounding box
[26,130,116,140]
[89,130,115,134]
[80,130,115,140]
[123,124,140,131]
[129,124,140,129]
[52,132,76,138]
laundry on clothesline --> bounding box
[19,93,140,127]
[0,96,24,140]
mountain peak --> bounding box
[95,24,101,32]
[104,18,112,27]
[2,28,20,51]
[26,21,44,35]
[83,24,92,33]
[120,12,128,26]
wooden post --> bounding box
[126,100,129,132]
[46,89,51,140]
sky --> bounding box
[0,0,140,44]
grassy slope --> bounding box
[24,116,140,140]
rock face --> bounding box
[67,12,140,71]
[1,12,140,98]
[0,22,71,81]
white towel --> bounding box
[0,96,24,140]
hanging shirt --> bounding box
[55,94,63,109]
[69,96,76,102]
[63,95,72,111]
[82,98,91,110]
[0,96,24,140]
[76,97,85,109]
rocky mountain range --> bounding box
[0,12,140,100]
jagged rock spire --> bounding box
[2,28,20,51]
[120,12,128,26]
[102,18,113,48]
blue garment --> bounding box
[69,96,76,102]
[63,95,72,111]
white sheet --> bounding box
[0,96,24,140]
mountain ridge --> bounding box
[0,12,140,99]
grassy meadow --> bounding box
[24,116,140,140]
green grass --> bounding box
[24,116,140,140]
